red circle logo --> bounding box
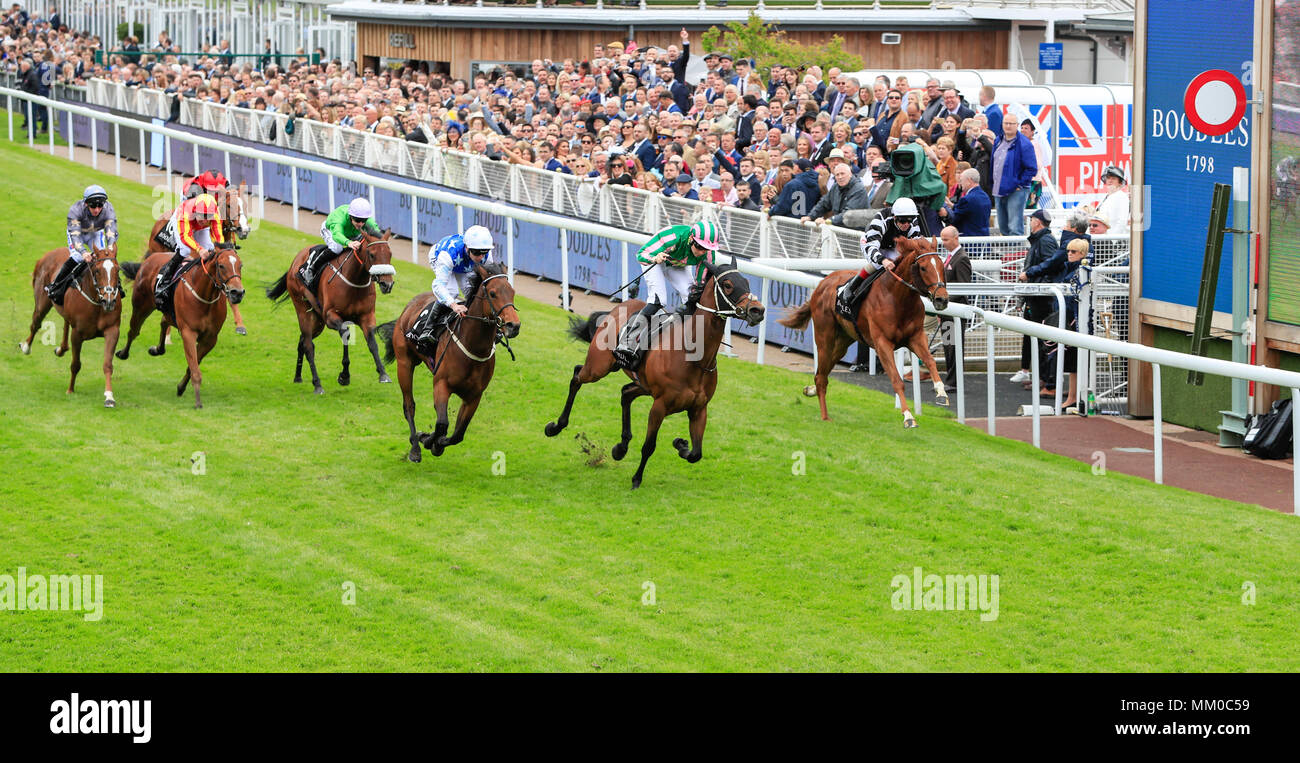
[1183,70,1247,136]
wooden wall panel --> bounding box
[355,24,1009,81]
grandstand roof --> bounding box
[324,2,1113,29]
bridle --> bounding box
[329,236,395,289]
[182,247,242,304]
[691,266,749,319]
[887,249,947,302]
[72,246,120,308]
[437,272,518,369]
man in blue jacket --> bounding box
[769,159,821,218]
[992,113,1037,236]
[944,168,991,236]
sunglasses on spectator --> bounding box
[887,95,901,101]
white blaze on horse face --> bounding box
[102,260,114,281]
[228,254,237,272]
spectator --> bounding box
[944,168,991,237]
[863,160,893,210]
[734,179,760,211]
[978,85,1002,131]
[769,158,820,218]
[1089,165,1130,236]
[992,113,1037,236]
[803,162,868,227]
[936,225,972,393]
[1009,209,1060,389]
[870,89,905,154]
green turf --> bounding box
[2,113,1299,672]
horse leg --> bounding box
[302,332,324,394]
[360,314,390,383]
[805,315,849,421]
[66,329,83,394]
[438,393,482,451]
[117,289,150,360]
[906,329,949,407]
[230,301,247,334]
[631,398,668,489]
[426,380,452,457]
[611,381,647,461]
[337,325,351,387]
[176,327,203,408]
[148,316,169,356]
[873,335,916,428]
[544,364,588,437]
[294,335,305,383]
[673,404,707,464]
[397,352,420,463]
[22,289,53,354]
[102,324,119,408]
[54,320,69,357]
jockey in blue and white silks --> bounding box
[413,225,495,347]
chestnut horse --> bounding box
[264,226,396,394]
[545,258,765,488]
[779,237,951,427]
[22,240,122,407]
[377,262,520,462]
[117,243,246,408]
[147,181,251,334]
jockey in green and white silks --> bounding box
[46,185,117,305]
[613,220,720,370]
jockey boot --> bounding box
[46,257,85,306]
[614,300,661,370]
[674,284,703,317]
[416,302,452,346]
[837,271,866,304]
[155,252,185,308]
[297,246,328,286]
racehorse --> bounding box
[377,262,520,463]
[22,240,122,407]
[545,258,765,488]
[146,181,251,334]
[779,237,950,427]
[264,226,396,394]
[117,243,246,408]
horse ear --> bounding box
[383,227,393,240]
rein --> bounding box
[435,273,517,372]
[181,249,239,305]
[327,238,392,289]
[886,251,946,301]
[71,252,120,307]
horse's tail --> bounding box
[779,299,813,331]
[376,320,397,365]
[120,261,141,281]
[265,271,290,303]
[567,311,609,343]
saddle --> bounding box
[615,310,676,371]
[834,268,887,321]
[155,258,199,320]
[300,244,332,291]
[404,299,454,359]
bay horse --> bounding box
[265,226,396,394]
[545,257,765,488]
[22,240,122,407]
[147,181,251,335]
[117,243,246,408]
[377,262,520,463]
[779,237,950,427]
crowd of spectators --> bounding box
[5,7,1131,236]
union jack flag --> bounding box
[1000,101,1132,207]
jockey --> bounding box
[613,219,720,370]
[836,197,923,307]
[155,193,224,311]
[410,225,495,349]
[299,198,379,286]
[47,185,117,305]
[184,168,228,199]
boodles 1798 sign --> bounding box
[1142,0,1254,313]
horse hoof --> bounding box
[235,326,247,335]
[148,346,163,356]
[611,442,627,461]
[903,419,918,429]
[115,349,129,360]
[378,373,391,384]
[544,421,563,437]
[293,376,302,383]
[673,437,690,457]
[337,373,350,386]
[195,402,203,410]
[313,386,324,395]
[53,347,67,357]
[802,385,817,397]
[936,395,950,408]
[19,342,30,355]
[407,450,422,463]
[104,398,116,409]
[631,476,642,489]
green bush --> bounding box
[115,22,148,44]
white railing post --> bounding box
[114,121,121,177]
[291,167,299,231]
[1153,363,1163,485]
[139,127,146,184]
[757,277,770,366]
[506,216,515,285]
[620,242,629,302]
[67,108,74,161]
[91,115,98,170]
[560,229,570,312]
[911,352,922,416]
[987,321,996,437]
[6,93,12,141]
[955,316,965,424]
[257,158,265,220]
[411,193,419,264]
[457,204,464,234]
[26,97,33,147]
[1031,336,1041,448]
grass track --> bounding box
[2,116,1299,671]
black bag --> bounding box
[1243,398,1293,459]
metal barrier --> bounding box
[8,85,1297,512]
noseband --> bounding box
[888,250,947,302]
[692,268,749,318]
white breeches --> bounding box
[320,222,346,254]
[641,262,694,307]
